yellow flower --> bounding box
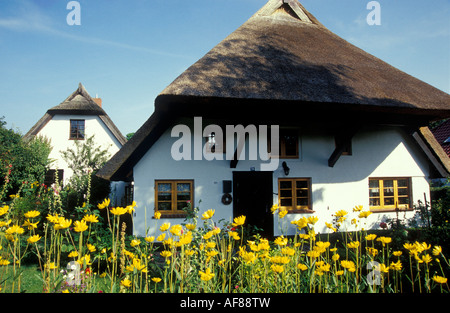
[307,216,319,225]
[367,247,379,257]
[332,253,340,261]
[68,251,79,258]
[97,198,110,209]
[358,211,372,219]
[121,278,132,288]
[281,247,295,256]
[24,210,40,218]
[23,219,39,230]
[432,245,442,256]
[432,275,448,284]
[160,250,172,258]
[46,213,60,224]
[278,208,288,219]
[126,258,147,273]
[325,222,337,232]
[201,209,215,220]
[297,263,308,271]
[73,220,88,232]
[421,254,432,264]
[270,264,284,273]
[393,251,402,257]
[335,210,348,217]
[365,234,377,241]
[199,268,215,281]
[274,236,288,246]
[377,236,392,246]
[169,224,182,236]
[0,205,10,216]
[27,235,41,244]
[240,251,257,264]
[0,219,11,227]
[347,241,360,249]
[341,260,356,272]
[232,215,246,227]
[160,223,170,232]
[87,244,96,252]
[45,262,58,270]
[353,205,364,212]
[154,211,161,219]
[5,225,24,235]
[390,260,402,271]
[54,218,72,230]
[145,236,155,243]
[292,217,308,229]
[271,256,290,264]
[178,232,193,246]
[185,223,196,231]
[83,214,99,223]
[156,233,166,242]
[270,204,279,214]
[151,277,162,283]
[110,206,127,216]
[228,231,240,241]
[206,250,219,262]
[130,239,141,247]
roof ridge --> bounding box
[253,0,317,24]
[62,82,95,103]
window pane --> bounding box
[158,183,172,192]
[398,188,409,196]
[296,180,308,189]
[296,189,308,198]
[397,179,408,187]
[177,183,191,192]
[369,180,379,188]
[370,198,380,206]
[280,199,292,207]
[280,190,292,198]
[280,181,292,189]
[398,197,409,205]
[369,188,380,197]
[297,198,308,206]
[158,202,171,211]
[177,201,189,211]
[383,180,394,188]
[284,135,298,156]
[384,197,395,206]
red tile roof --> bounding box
[431,119,450,157]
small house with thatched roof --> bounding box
[97,0,450,238]
[25,83,129,205]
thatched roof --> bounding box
[97,0,450,181]
[157,0,449,116]
[24,83,127,146]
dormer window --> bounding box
[70,119,85,140]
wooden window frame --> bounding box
[369,177,412,212]
[155,180,193,218]
[69,119,85,140]
[278,178,313,213]
[44,169,64,187]
[269,129,299,159]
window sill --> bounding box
[153,213,187,219]
[288,209,315,214]
[369,208,413,213]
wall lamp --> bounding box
[282,161,290,176]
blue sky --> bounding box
[1,0,449,136]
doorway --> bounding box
[233,171,273,239]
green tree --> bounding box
[0,117,52,200]
[60,135,111,208]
